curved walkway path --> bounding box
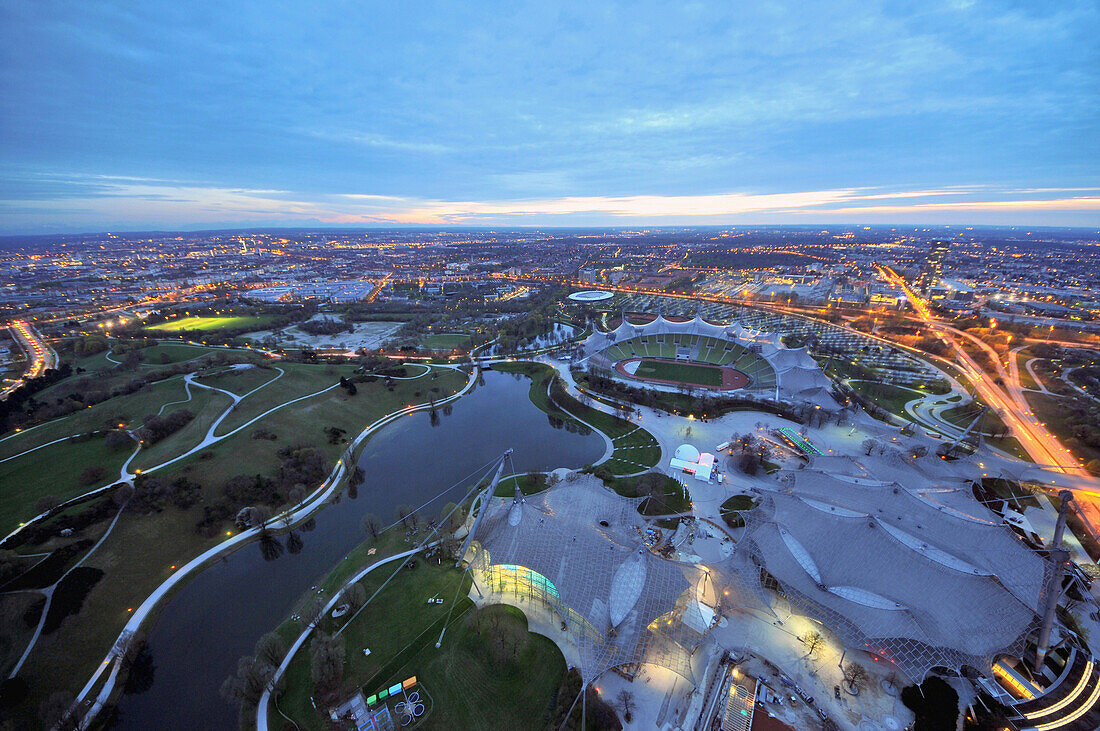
[255,545,428,731]
[74,363,477,729]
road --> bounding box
[2,321,57,398]
[875,266,1100,537]
[879,267,1083,471]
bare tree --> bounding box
[254,632,287,670]
[861,438,876,456]
[360,513,382,539]
[616,689,636,723]
[803,630,824,658]
[344,582,368,611]
[842,662,869,694]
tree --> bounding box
[254,632,287,670]
[309,631,346,689]
[803,630,824,658]
[842,662,869,694]
[79,464,107,485]
[345,581,368,611]
[396,504,415,529]
[440,502,465,533]
[220,655,272,707]
[360,513,382,539]
[861,438,877,456]
[105,429,135,451]
[615,689,635,723]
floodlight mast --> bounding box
[1034,489,1074,672]
[438,449,512,649]
[455,449,513,568]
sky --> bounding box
[0,0,1098,233]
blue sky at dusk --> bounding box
[1,0,1097,233]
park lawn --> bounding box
[70,349,116,373]
[846,380,923,419]
[495,472,547,497]
[1017,352,1041,391]
[146,315,275,334]
[137,342,225,366]
[635,359,722,387]
[211,362,361,434]
[941,402,1009,434]
[987,436,1034,462]
[0,591,44,678]
[152,368,468,499]
[279,562,565,731]
[1025,391,1100,467]
[601,472,690,517]
[12,505,223,727]
[0,377,195,460]
[420,333,469,350]
[129,386,233,471]
[194,364,284,397]
[0,434,128,531]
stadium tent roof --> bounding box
[468,475,718,682]
[582,313,769,356]
[777,364,832,393]
[766,346,818,372]
[579,312,835,405]
[740,468,1051,680]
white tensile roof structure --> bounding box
[740,468,1052,681]
[580,312,836,406]
[581,312,781,357]
[466,475,764,683]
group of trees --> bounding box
[0,362,73,432]
[728,432,773,475]
[195,443,327,536]
[546,668,621,731]
[125,476,202,514]
[308,631,346,697]
[220,632,288,721]
[136,408,194,445]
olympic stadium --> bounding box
[578,312,837,408]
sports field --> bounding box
[420,332,469,349]
[635,359,723,386]
[146,315,273,333]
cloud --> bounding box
[2,178,1097,231]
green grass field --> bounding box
[634,359,722,387]
[0,362,470,726]
[146,315,274,333]
[845,379,923,419]
[278,559,565,730]
[420,333,469,350]
[0,434,129,528]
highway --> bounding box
[879,266,1086,475]
[2,321,57,398]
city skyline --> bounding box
[2,0,1098,233]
